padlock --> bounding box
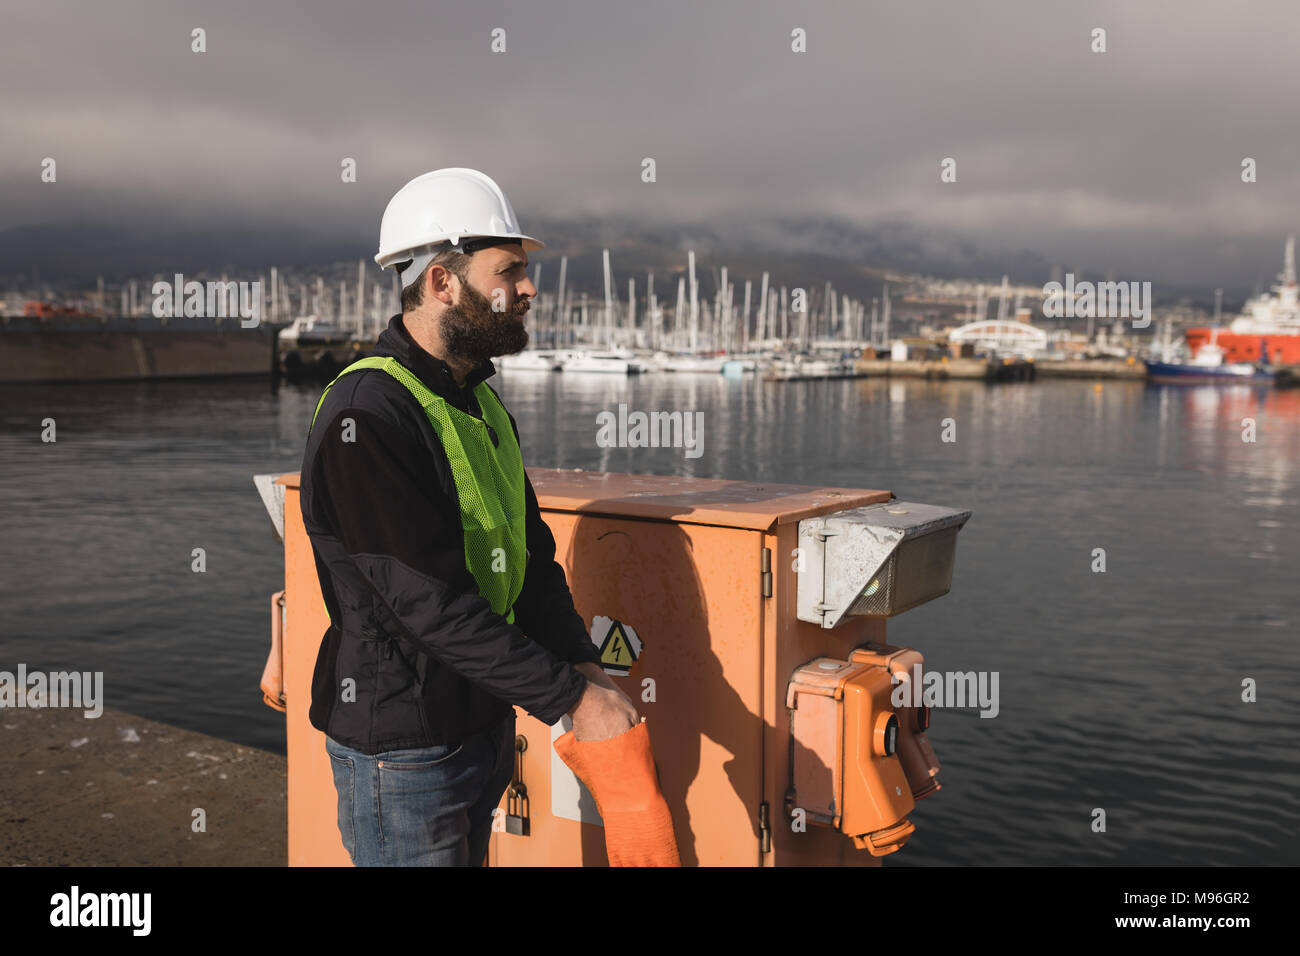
[504,735,530,836]
[505,785,530,836]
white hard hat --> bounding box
[375,167,544,288]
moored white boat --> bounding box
[763,354,858,381]
[650,351,729,373]
[558,348,645,374]
[499,350,564,371]
[278,314,351,348]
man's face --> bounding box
[439,244,535,363]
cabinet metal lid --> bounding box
[526,468,892,531]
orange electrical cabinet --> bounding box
[262,468,965,867]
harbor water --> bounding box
[2,373,1297,865]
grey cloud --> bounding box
[2,0,1298,292]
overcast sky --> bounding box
[4,0,1300,292]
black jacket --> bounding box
[299,313,600,754]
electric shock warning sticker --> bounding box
[590,615,643,676]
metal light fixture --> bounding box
[797,500,971,628]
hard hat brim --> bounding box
[375,233,544,268]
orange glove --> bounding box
[553,720,681,867]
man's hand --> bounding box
[574,661,636,705]
[568,663,639,741]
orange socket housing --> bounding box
[786,657,916,856]
[850,645,942,799]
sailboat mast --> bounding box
[556,256,568,347]
[353,260,363,336]
[741,279,752,354]
[647,271,656,350]
[674,277,686,350]
[602,249,613,349]
[688,250,698,353]
[882,282,891,346]
[627,278,636,348]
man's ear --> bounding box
[427,265,454,305]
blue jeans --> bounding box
[324,710,517,866]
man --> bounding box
[300,168,639,867]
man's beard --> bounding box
[439,279,529,364]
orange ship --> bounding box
[1185,235,1300,364]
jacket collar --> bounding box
[373,313,496,395]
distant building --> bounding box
[947,317,1048,356]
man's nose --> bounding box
[519,277,537,298]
